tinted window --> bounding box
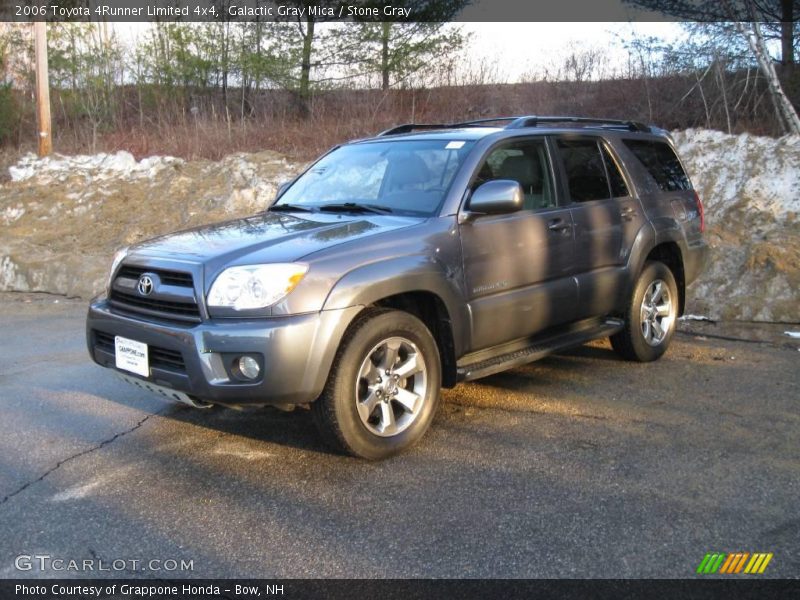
[473,140,556,210]
[557,139,610,202]
[601,146,629,197]
[623,139,691,192]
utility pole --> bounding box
[34,22,52,157]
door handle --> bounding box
[548,219,572,232]
[620,206,636,221]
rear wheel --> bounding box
[311,309,441,459]
[611,261,678,362]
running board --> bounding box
[456,318,624,382]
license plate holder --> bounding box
[114,335,149,377]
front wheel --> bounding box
[611,261,679,362]
[311,309,441,459]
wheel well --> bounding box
[646,243,685,315]
[372,291,458,388]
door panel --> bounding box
[461,207,577,351]
[554,137,627,318]
[570,200,625,317]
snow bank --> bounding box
[0,149,301,299]
[0,130,798,322]
[8,151,184,183]
[673,129,800,322]
[672,129,800,220]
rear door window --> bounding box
[622,139,691,192]
[556,138,611,202]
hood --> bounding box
[126,211,423,269]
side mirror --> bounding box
[466,180,524,217]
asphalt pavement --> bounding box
[1,293,798,578]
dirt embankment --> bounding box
[673,130,799,322]
[0,129,798,322]
[1,151,299,299]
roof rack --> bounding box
[505,115,651,132]
[450,117,520,127]
[377,123,454,136]
[377,115,652,137]
[377,118,515,137]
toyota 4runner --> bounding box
[87,115,708,459]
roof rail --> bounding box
[377,116,653,137]
[378,118,514,136]
[450,117,519,127]
[377,123,453,136]
[505,115,651,132]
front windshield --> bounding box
[275,139,476,216]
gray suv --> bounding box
[87,116,708,459]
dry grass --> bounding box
[2,73,793,166]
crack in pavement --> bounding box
[0,410,162,507]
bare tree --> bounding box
[735,16,800,133]
[624,0,800,134]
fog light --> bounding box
[237,356,260,380]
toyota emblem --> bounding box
[137,274,154,296]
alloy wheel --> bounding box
[640,279,674,346]
[355,336,428,437]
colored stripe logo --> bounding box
[696,552,773,574]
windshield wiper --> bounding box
[318,202,393,215]
[270,203,316,213]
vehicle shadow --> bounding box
[161,402,338,456]
[556,341,623,362]
[91,340,623,457]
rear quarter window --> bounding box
[623,139,691,192]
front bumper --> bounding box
[86,297,361,406]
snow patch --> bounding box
[2,205,24,224]
[0,256,29,291]
[673,129,800,219]
[8,151,184,183]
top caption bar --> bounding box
[0,0,776,23]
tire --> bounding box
[611,261,679,362]
[311,308,441,460]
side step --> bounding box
[456,318,624,382]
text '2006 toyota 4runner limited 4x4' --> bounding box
[87,115,708,459]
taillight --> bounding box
[694,190,705,233]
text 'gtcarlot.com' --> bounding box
[14,554,193,573]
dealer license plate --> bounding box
[114,336,149,377]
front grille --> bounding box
[109,290,201,323]
[117,265,193,288]
[94,331,186,373]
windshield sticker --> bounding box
[446,141,466,149]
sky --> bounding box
[458,22,685,81]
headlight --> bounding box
[106,247,129,294]
[207,264,308,311]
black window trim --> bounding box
[599,140,633,199]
